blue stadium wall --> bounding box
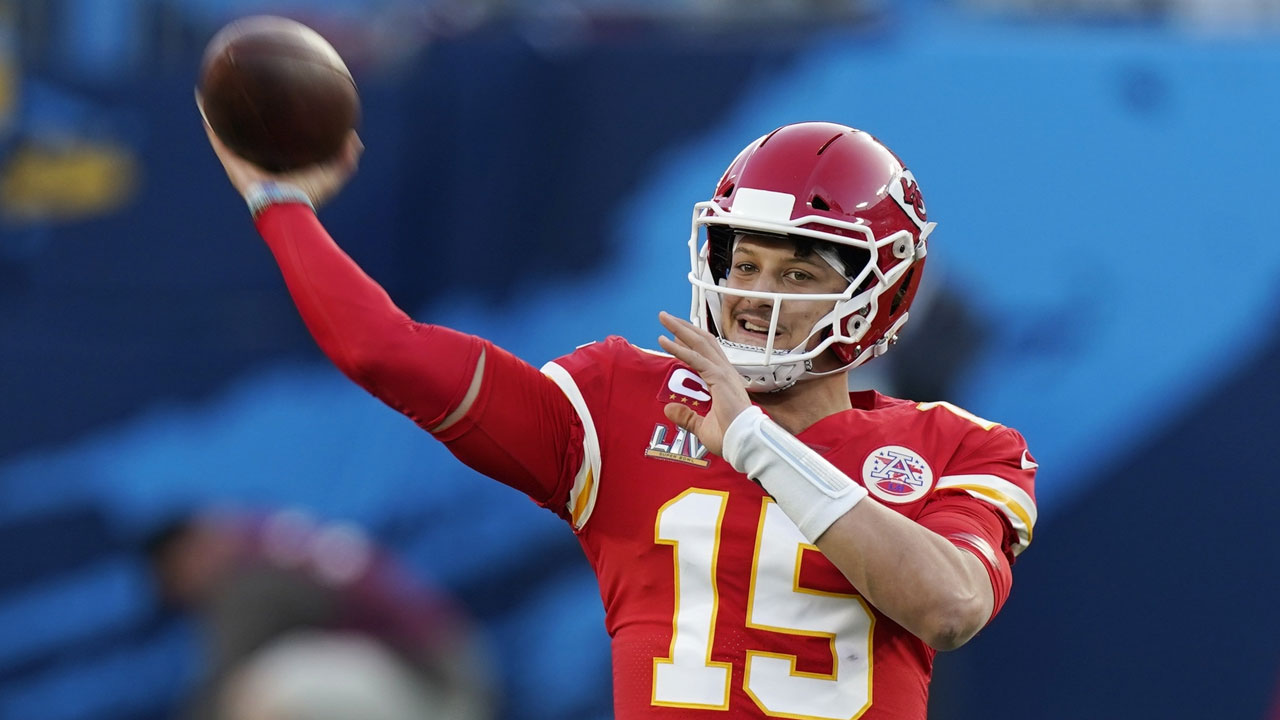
[2,10,1279,720]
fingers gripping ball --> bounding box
[199,15,360,172]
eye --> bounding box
[732,262,757,275]
[784,269,814,283]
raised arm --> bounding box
[201,110,582,511]
[252,202,487,431]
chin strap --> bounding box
[733,364,804,393]
[719,340,808,392]
[721,406,868,543]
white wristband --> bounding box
[722,406,868,544]
[245,181,315,219]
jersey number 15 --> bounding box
[653,489,875,719]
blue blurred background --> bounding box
[3,0,1280,717]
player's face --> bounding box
[720,234,849,353]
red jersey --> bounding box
[252,205,1037,720]
[537,337,1035,720]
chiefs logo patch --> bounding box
[887,170,928,231]
[862,445,934,503]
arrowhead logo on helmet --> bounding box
[890,172,929,230]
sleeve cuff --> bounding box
[245,181,316,219]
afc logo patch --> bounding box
[862,445,934,503]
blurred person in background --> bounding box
[198,116,1037,719]
[146,508,495,720]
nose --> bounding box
[741,271,783,295]
[734,293,774,324]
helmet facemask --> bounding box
[686,124,935,392]
[686,190,925,393]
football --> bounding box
[198,15,360,172]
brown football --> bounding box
[198,15,359,172]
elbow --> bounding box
[329,326,420,385]
[334,338,415,393]
[313,317,430,384]
[332,343,384,385]
[919,592,989,651]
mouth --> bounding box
[733,316,784,346]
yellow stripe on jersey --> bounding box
[540,361,603,531]
[935,473,1037,555]
[916,401,1000,431]
[570,468,596,527]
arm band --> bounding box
[721,406,868,544]
[245,181,315,219]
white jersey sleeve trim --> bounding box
[935,473,1037,556]
[948,531,1000,568]
[631,344,673,358]
[540,360,603,530]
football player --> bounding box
[201,115,1037,719]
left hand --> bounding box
[198,91,363,209]
[657,311,752,456]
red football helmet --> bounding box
[688,122,935,391]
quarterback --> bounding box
[201,115,1037,719]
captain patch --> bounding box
[657,367,712,415]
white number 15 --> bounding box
[652,489,875,719]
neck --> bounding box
[751,371,852,435]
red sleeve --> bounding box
[437,338,632,526]
[915,492,1014,622]
[254,204,581,508]
[917,420,1038,624]
[255,204,480,429]
[432,342,584,518]
[936,425,1037,560]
